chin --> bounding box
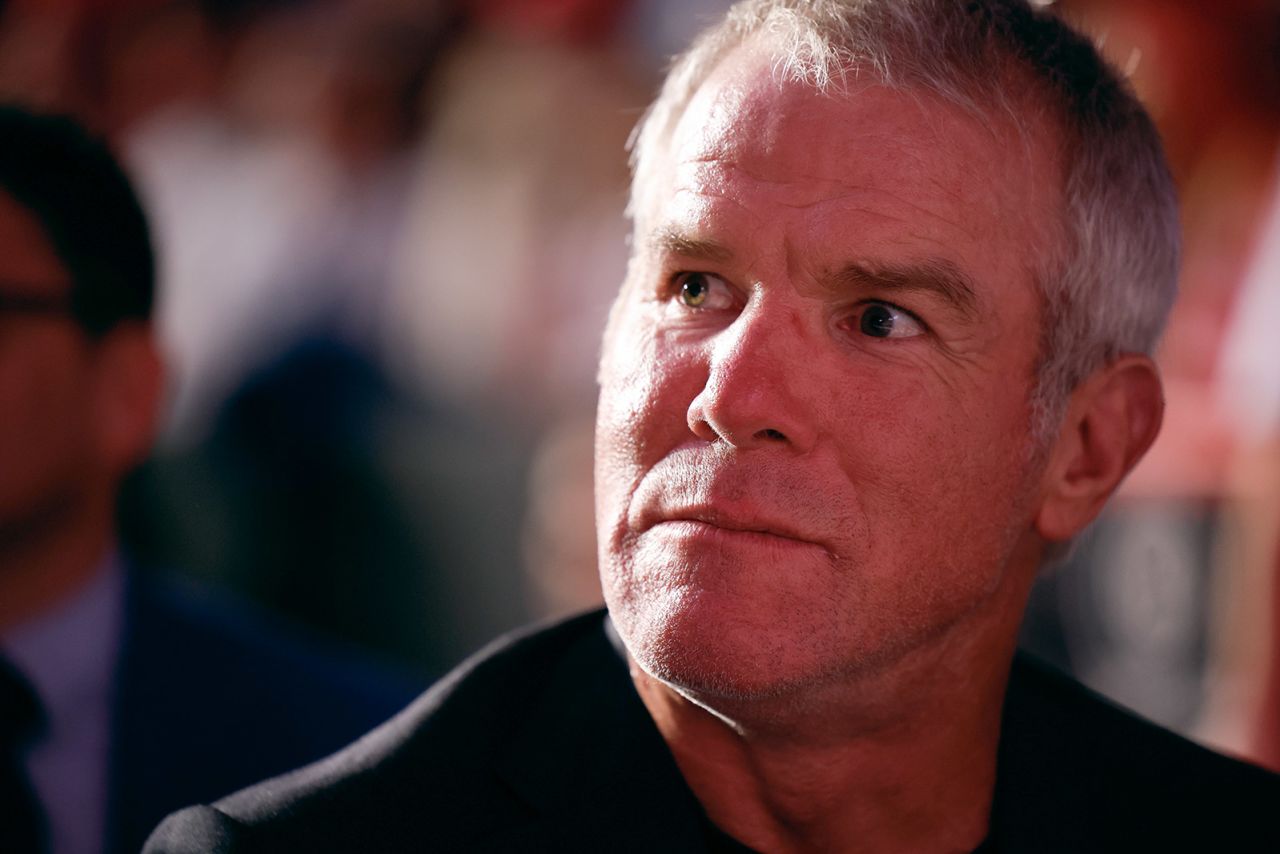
[609,583,835,704]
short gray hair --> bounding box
[628,0,1179,440]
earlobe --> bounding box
[1034,355,1164,542]
[90,324,165,476]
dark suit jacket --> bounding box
[145,609,1280,853]
[107,571,419,854]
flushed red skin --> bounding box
[595,43,1063,710]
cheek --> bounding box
[0,352,95,513]
[595,316,708,566]
[596,314,703,477]
[840,342,1035,464]
[831,366,1039,562]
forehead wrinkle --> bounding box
[680,155,978,241]
[656,183,770,242]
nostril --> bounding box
[760,429,787,441]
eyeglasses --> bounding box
[0,286,137,337]
[0,291,77,325]
[0,292,75,318]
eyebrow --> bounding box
[827,258,980,318]
[648,226,735,264]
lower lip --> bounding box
[648,520,821,551]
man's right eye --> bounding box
[673,272,734,310]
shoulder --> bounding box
[144,610,614,853]
[994,653,1280,852]
[121,571,419,742]
[116,570,424,852]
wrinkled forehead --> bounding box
[632,39,1064,266]
[672,52,960,181]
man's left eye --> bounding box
[856,303,924,339]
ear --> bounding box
[1034,355,1164,542]
[88,323,166,477]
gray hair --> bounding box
[627,0,1179,440]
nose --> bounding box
[686,301,818,452]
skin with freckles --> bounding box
[594,39,1163,853]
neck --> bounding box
[634,553,1039,854]
[0,487,115,634]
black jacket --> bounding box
[110,571,418,853]
[145,609,1280,853]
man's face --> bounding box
[0,191,99,543]
[595,43,1064,702]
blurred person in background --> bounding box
[0,105,415,854]
[0,0,509,676]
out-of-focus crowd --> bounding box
[1016,0,1280,770]
[1,0,1275,765]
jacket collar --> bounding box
[494,612,713,851]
